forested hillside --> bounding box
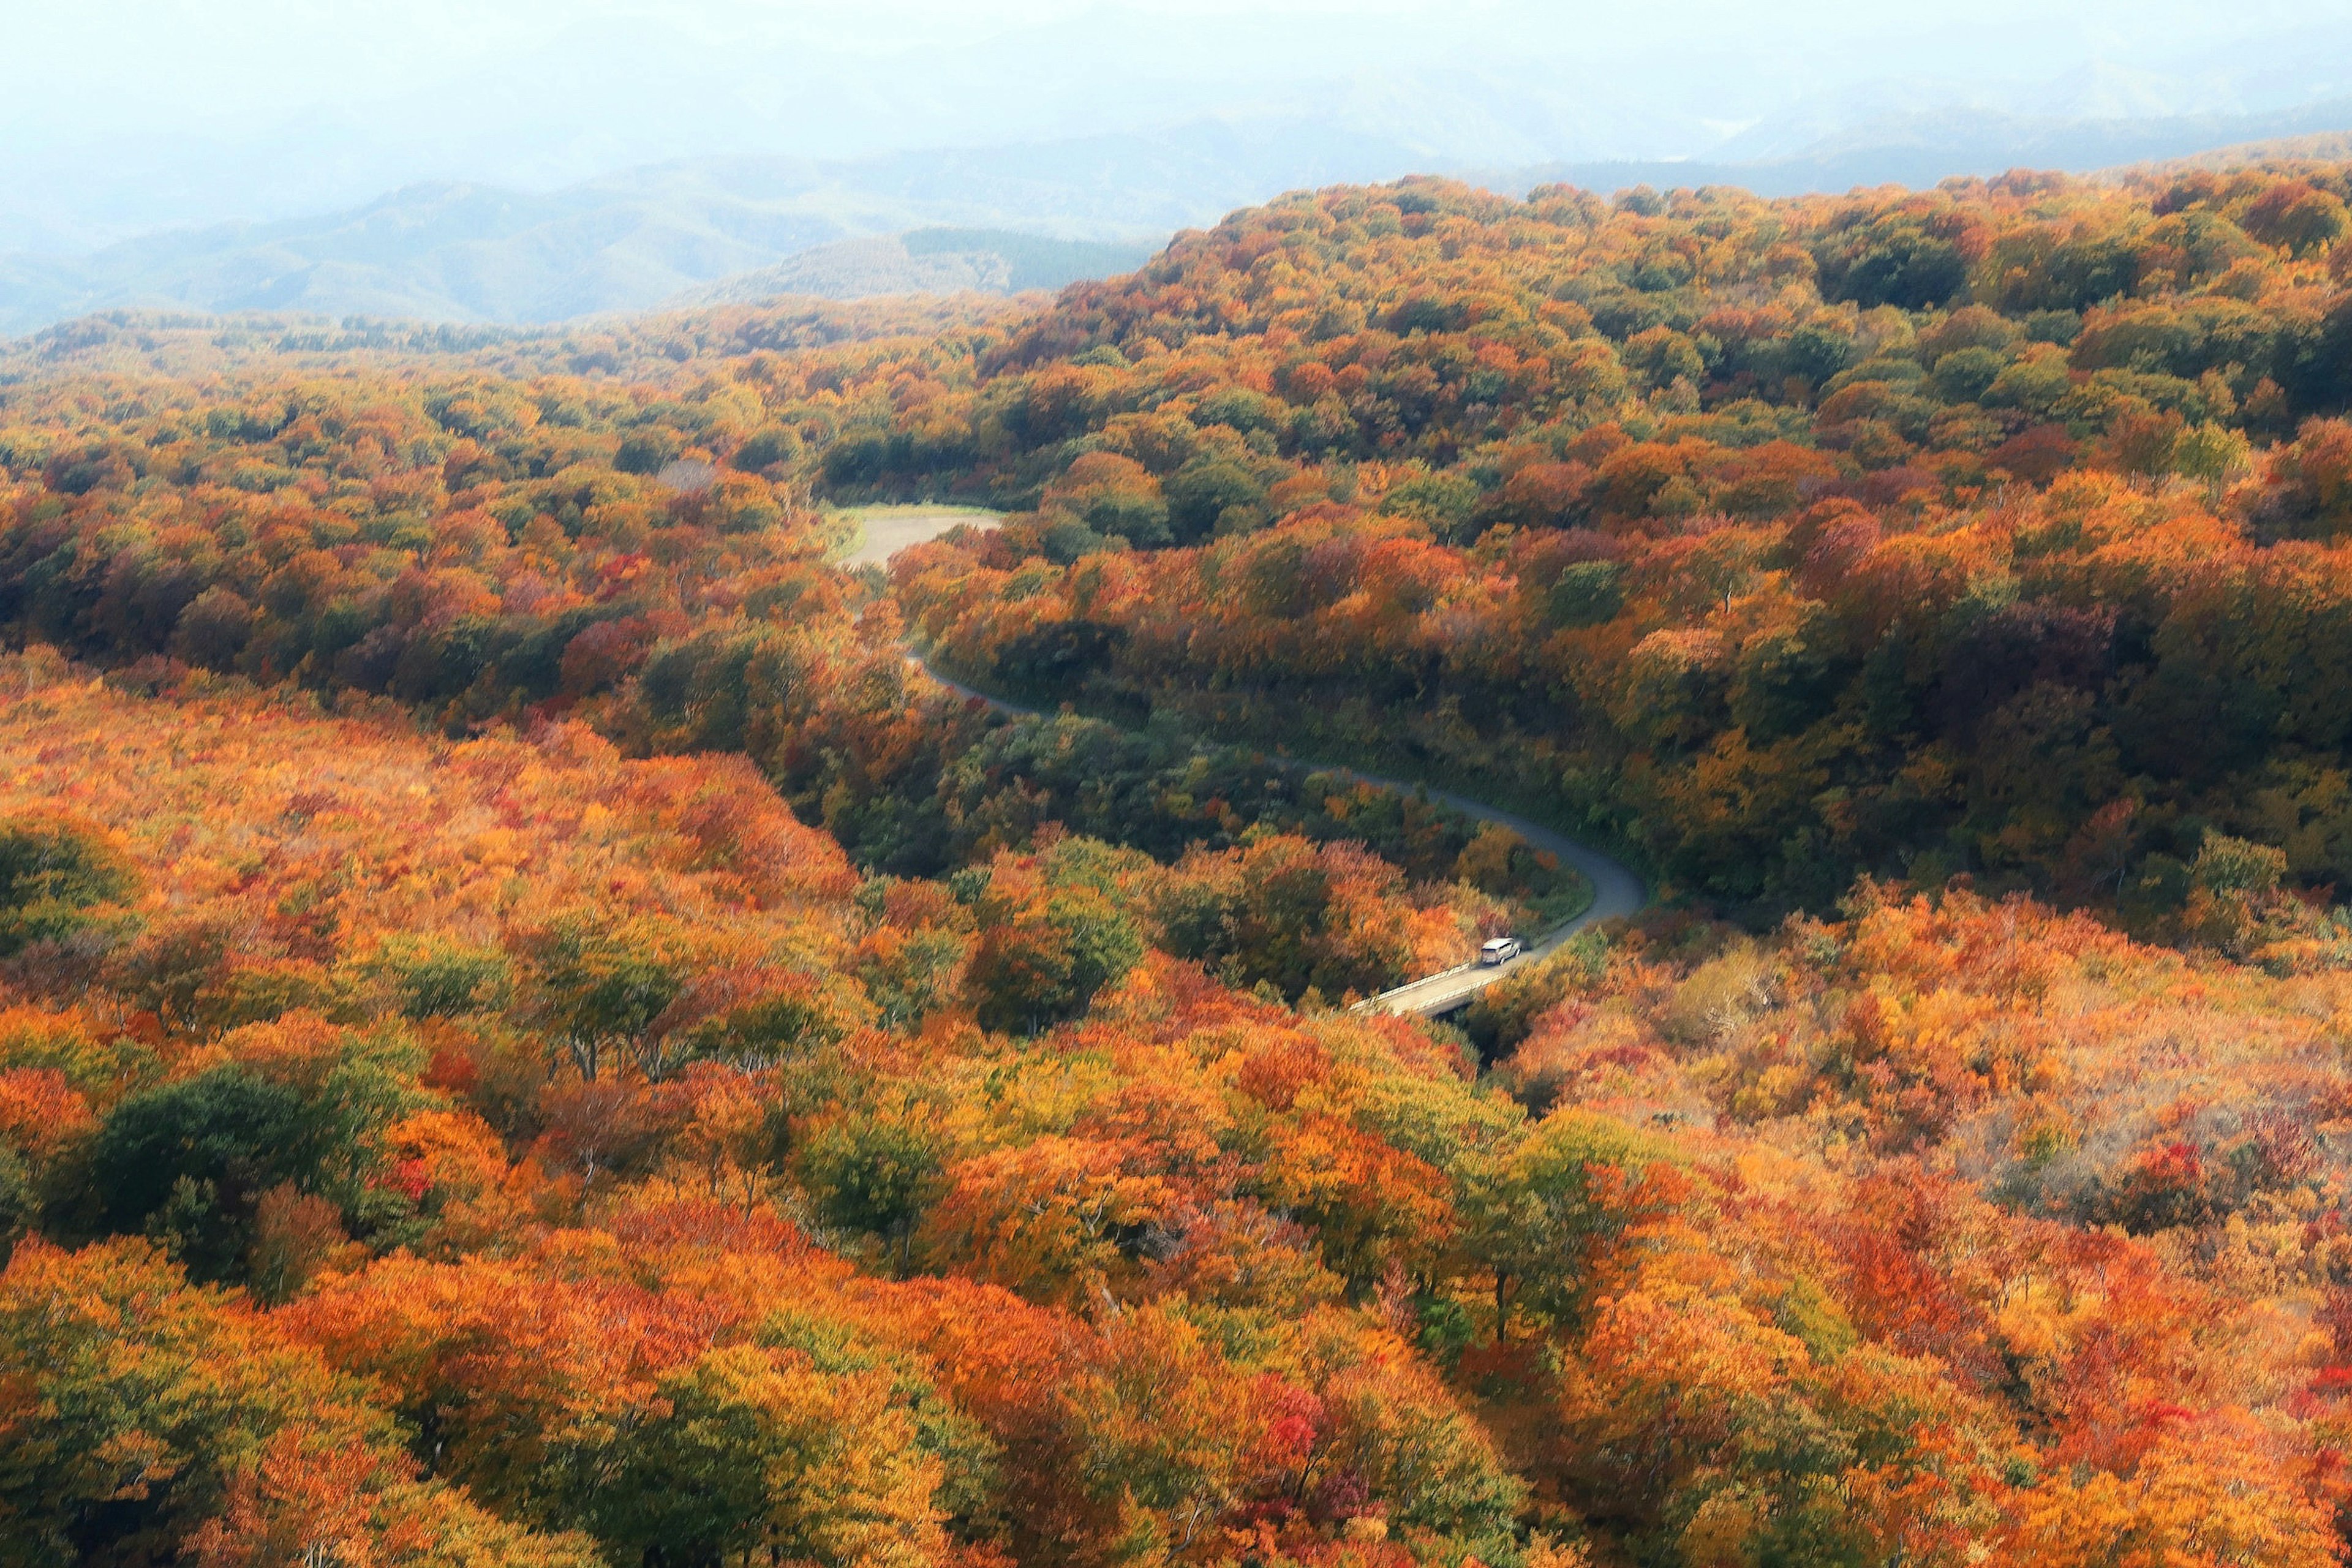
[8,162,2352,1567]
[842,165,2352,918]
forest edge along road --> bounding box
[907,647,1646,1016]
[1336,780,1645,1016]
[846,507,1649,1018]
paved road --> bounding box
[909,650,1645,1016]
[862,511,1648,1019]
[1333,776,1645,1016]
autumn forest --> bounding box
[10,161,2352,1567]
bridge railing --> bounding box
[1349,958,1482,1014]
[1348,912,1600,1016]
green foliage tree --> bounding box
[0,1141,29,1267]
[0,812,139,958]
[0,1238,593,1568]
[524,914,690,1081]
[967,886,1144,1034]
[369,935,513,1020]
[797,1100,950,1272]
[1455,1111,1673,1343]
[90,1042,416,1285]
[583,1344,945,1568]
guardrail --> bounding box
[1349,957,1484,1013]
[1349,917,1587,1016]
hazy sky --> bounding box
[8,0,2352,248]
[14,0,2350,136]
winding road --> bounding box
[849,508,1648,1017]
[1328,777,1645,1017]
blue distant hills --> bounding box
[6,96,2352,337]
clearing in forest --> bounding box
[835,502,1002,566]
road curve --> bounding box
[858,510,1646,1017]
[905,649,1646,1017]
[1334,773,1646,1017]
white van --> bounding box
[1479,936,1522,967]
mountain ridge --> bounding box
[12,94,2352,337]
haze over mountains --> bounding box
[0,146,1217,333]
[7,0,2352,333]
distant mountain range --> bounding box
[8,93,2352,338]
[1493,96,2352,199]
[0,119,1430,334]
[664,230,1160,310]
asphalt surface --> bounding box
[866,513,1648,1019]
[1333,774,1645,1016]
[909,650,1645,1016]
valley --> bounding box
[9,157,2352,1567]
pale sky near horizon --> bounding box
[12,0,2348,132]
[7,0,2352,246]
